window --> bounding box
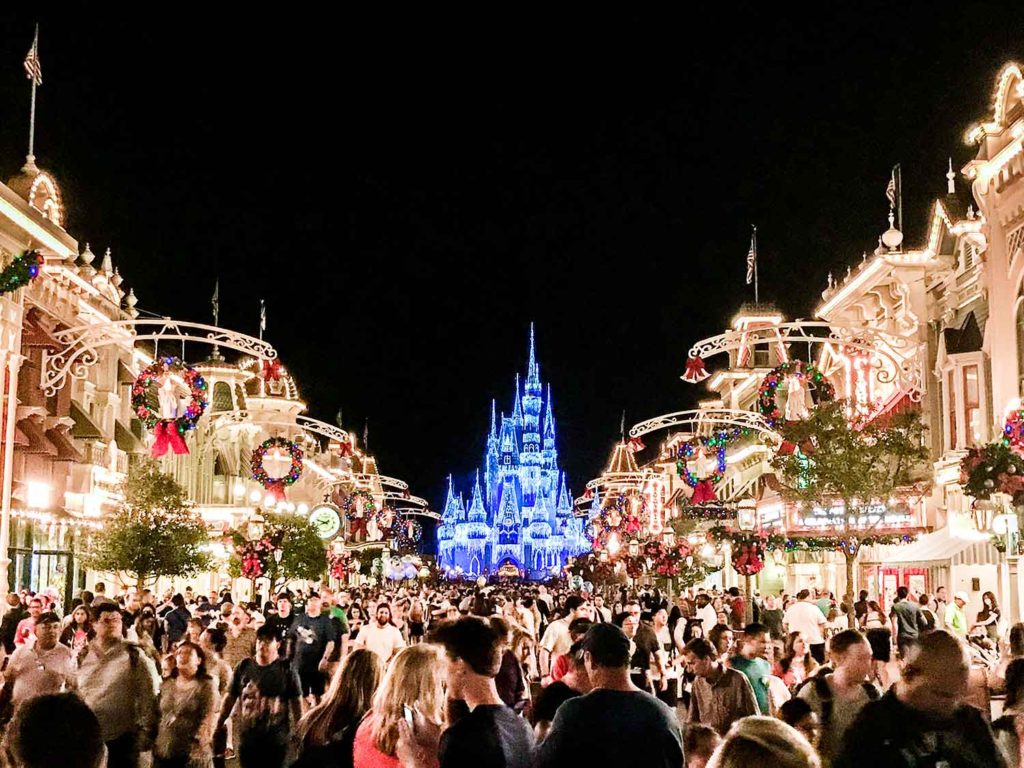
[963,365,981,446]
[947,370,958,450]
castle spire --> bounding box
[512,374,523,426]
[543,383,555,437]
[526,324,541,391]
[490,399,497,438]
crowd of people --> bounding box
[0,577,1020,768]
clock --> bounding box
[308,503,342,540]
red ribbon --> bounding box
[151,420,189,457]
[690,479,717,505]
[262,359,282,382]
[778,440,797,455]
[265,480,287,502]
[337,440,353,457]
[350,516,368,538]
[682,355,710,383]
[583,488,594,501]
[627,437,646,453]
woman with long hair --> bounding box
[59,604,94,653]
[772,632,818,689]
[154,641,216,768]
[973,591,1001,641]
[993,658,1024,766]
[708,716,820,768]
[862,601,886,629]
[293,649,384,768]
[352,644,447,767]
[348,605,365,643]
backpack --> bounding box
[807,674,879,726]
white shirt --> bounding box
[356,621,406,661]
[698,604,719,631]
[784,601,826,645]
[6,643,74,706]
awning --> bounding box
[44,427,82,463]
[863,527,992,565]
[117,360,136,385]
[70,402,103,440]
[15,418,56,456]
[13,426,29,449]
[115,419,142,453]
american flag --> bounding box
[259,299,266,332]
[886,168,897,209]
[23,27,42,86]
[745,232,756,285]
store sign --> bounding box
[308,503,342,540]
[788,500,920,532]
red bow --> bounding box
[151,420,189,457]
[583,488,594,501]
[627,437,646,453]
[262,359,282,382]
[690,479,717,505]
[682,355,710,383]
[350,516,368,538]
[265,480,287,502]
[337,440,353,457]
[778,440,797,455]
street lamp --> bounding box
[737,499,758,531]
[273,548,284,564]
[628,539,640,558]
[246,513,265,542]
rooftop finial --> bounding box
[947,157,956,195]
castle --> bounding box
[436,327,590,579]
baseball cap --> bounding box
[954,591,969,603]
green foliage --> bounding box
[85,459,211,589]
[227,512,326,592]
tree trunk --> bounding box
[136,573,147,593]
[845,552,856,628]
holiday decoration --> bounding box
[589,493,646,552]
[328,550,353,581]
[250,437,304,501]
[757,361,835,426]
[679,502,736,521]
[627,436,646,453]
[1003,409,1024,451]
[261,358,282,382]
[0,250,43,296]
[731,542,766,575]
[707,525,917,557]
[391,515,423,552]
[132,357,208,457]
[960,442,1024,501]
[682,355,710,383]
[343,490,380,540]
[676,429,746,503]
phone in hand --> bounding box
[403,704,416,730]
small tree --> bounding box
[227,512,326,595]
[86,460,212,590]
[773,400,929,607]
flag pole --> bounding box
[896,163,903,234]
[753,225,759,305]
[26,24,39,166]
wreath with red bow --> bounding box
[731,542,766,576]
[132,357,208,457]
[757,361,834,427]
[251,437,304,501]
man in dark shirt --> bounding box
[287,592,337,706]
[889,585,926,658]
[398,616,535,768]
[834,630,1004,768]
[622,600,663,693]
[0,594,26,654]
[853,590,869,628]
[533,623,683,768]
[266,594,295,654]
[163,594,192,648]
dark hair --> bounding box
[683,723,722,760]
[203,626,228,654]
[980,591,1000,620]
[91,602,121,622]
[567,618,593,640]
[796,589,811,601]
[10,693,104,768]
[564,595,585,614]
[172,594,186,608]
[430,617,504,676]
[829,629,867,658]
[1006,659,1024,709]
[866,627,892,662]
[36,611,59,626]
[580,623,631,669]
[858,590,868,601]
[1010,623,1024,657]
[779,697,815,727]
[81,590,94,605]
[743,622,769,638]
[708,624,733,654]
[779,631,813,674]
[683,637,717,660]
[173,641,211,679]
[918,593,931,607]
[896,586,909,601]
[255,624,279,643]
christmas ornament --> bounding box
[960,443,1024,501]
[1003,408,1024,451]
[682,355,710,383]
[391,515,423,552]
[0,250,43,295]
[261,358,283,382]
[132,357,208,457]
[251,437,303,501]
[757,361,835,427]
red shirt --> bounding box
[550,652,571,683]
[352,715,402,768]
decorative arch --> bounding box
[994,63,1024,128]
[28,172,63,227]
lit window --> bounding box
[947,370,958,450]
[963,365,981,445]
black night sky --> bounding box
[1,7,1023,512]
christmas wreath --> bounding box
[1004,409,1024,451]
[731,542,766,576]
[343,490,386,539]
[391,516,424,552]
[132,357,208,457]
[589,493,646,552]
[757,361,835,426]
[960,442,1024,501]
[0,250,43,296]
[251,437,304,501]
[676,429,743,504]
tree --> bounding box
[85,459,212,590]
[227,512,326,595]
[773,400,929,609]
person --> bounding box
[14,597,42,648]
[992,658,1024,766]
[727,587,746,630]
[288,592,339,708]
[651,607,679,707]
[0,593,26,653]
[779,698,820,748]
[784,590,827,664]
[355,643,447,768]
[773,632,818,690]
[5,692,106,768]
[852,591,869,629]
[593,595,612,623]
[532,623,683,767]
[266,594,297,649]
[530,641,591,741]
[707,716,821,768]
[76,602,160,768]
[0,612,75,717]
[354,603,407,664]
[59,604,95,653]
[889,586,926,657]
[861,600,886,629]
[683,722,722,768]
[730,623,772,715]
[154,641,216,768]
[684,637,758,734]
[216,623,302,768]
[796,629,877,762]
[834,630,1004,768]
[548,618,591,683]
[696,594,719,635]
[972,590,1001,642]
[761,595,785,642]
[199,627,233,768]
[934,586,949,629]
[292,648,383,768]
[492,618,528,712]
[865,627,900,690]
[917,593,937,631]
[945,591,969,638]
[538,595,590,684]
[708,624,734,661]
[224,604,258,671]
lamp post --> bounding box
[246,512,265,601]
[737,499,758,623]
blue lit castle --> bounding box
[437,327,590,579]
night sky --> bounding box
[1,8,1022,511]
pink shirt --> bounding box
[14,618,35,647]
[353,715,402,768]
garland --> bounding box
[0,250,43,295]
[960,442,1024,501]
[676,428,745,503]
[757,361,835,426]
[132,357,208,457]
[679,502,735,521]
[390,515,423,552]
[589,493,646,551]
[250,437,304,501]
[707,525,916,557]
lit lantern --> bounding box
[737,499,758,531]
[246,513,265,542]
[628,539,640,558]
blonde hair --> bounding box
[294,648,383,750]
[371,644,447,756]
[707,717,820,768]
